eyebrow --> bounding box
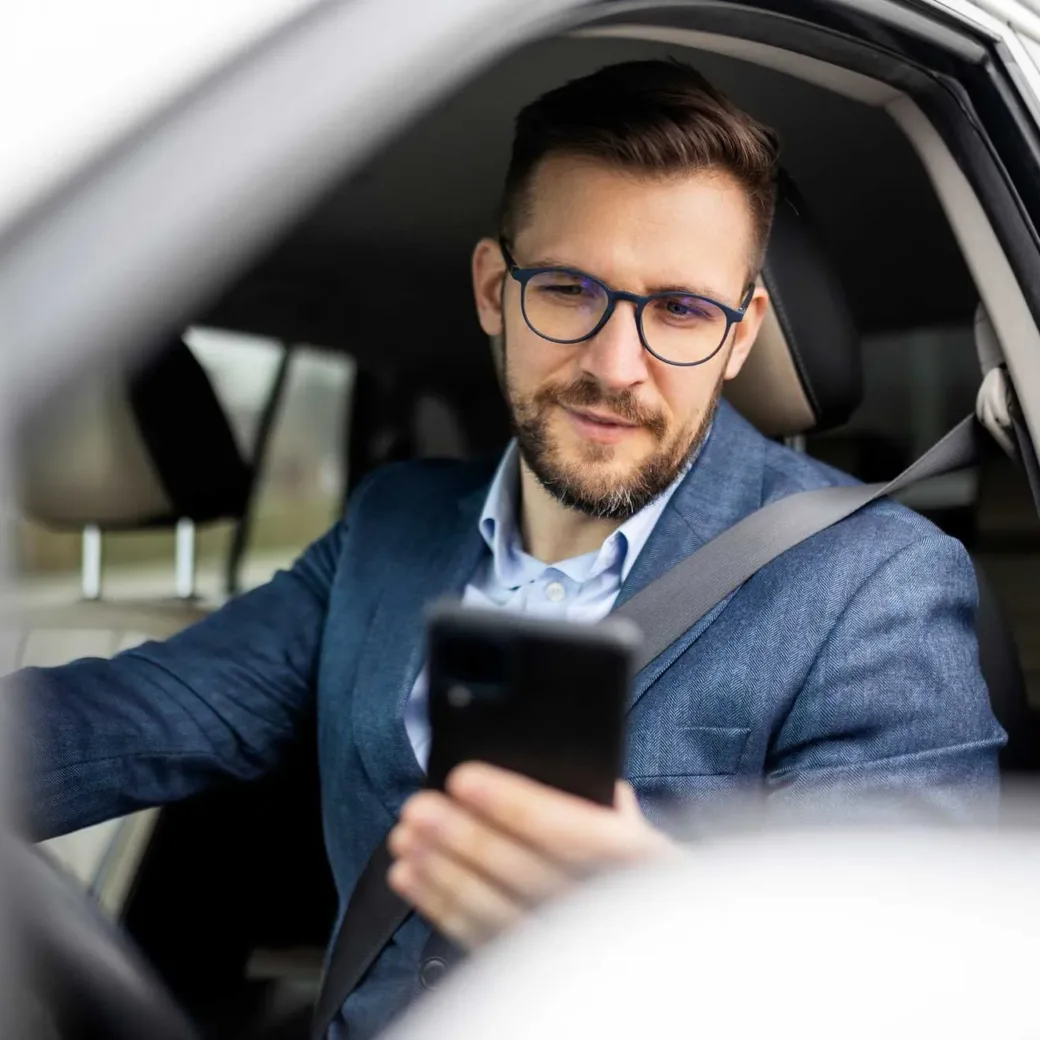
[530,254,731,304]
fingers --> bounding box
[445,763,668,869]
[614,780,642,817]
[387,769,675,949]
[393,790,572,904]
[387,849,522,950]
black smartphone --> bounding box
[425,602,642,806]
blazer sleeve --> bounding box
[14,516,346,841]
[765,533,1007,821]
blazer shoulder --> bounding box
[757,438,964,580]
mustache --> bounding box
[535,375,668,440]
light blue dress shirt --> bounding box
[403,439,689,770]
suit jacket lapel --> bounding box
[615,401,767,710]
[351,481,488,820]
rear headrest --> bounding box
[725,177,863,437]
[19,338,253,530]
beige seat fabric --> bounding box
[725,177,863,439]
[724,301,818,437]
[19,373,174,528]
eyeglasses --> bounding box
[500,240,753,368]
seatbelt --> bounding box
[311,839,410,1040]
[614,414,978,670]
[311,413,979,1038]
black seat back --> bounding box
[975,563,1040,773]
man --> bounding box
[18,61,1003,1037]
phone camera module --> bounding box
[447,684,473,709]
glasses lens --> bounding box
[641,294,729,364]
[522,270,610,343]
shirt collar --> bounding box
[478,436,700,591]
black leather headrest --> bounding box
[725,175,863,437]
[20,338,253,530]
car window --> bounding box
[184,327,287,459]
[234,344,354,591]
[183,329,355,594]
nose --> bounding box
[579,299,650,390]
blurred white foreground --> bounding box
[388,823,1040,1039]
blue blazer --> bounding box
[20,401,1005,1038]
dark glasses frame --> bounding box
[499,239,754,368]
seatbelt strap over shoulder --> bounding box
[613,414,979,673]
[311,414,980,1038]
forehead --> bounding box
[515,155,755,296]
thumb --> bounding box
[614,780,643,818]
[613,781,678,861]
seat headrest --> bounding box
[19,338,253,530]
[725,176,863,437]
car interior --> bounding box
[10,12,1040,1039]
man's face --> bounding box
[473,155,768,520]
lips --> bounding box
[567,407,639,429]
[562,405,643,445]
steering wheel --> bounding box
[4,828,199,1040]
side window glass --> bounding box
[183,327,286,461]
[183,327,287,597]
[237,346,354,590]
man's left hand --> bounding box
[386,762,674,950]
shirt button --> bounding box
[419,956,449,990]
[545,580,566,602]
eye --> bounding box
[663,296,709,319]
[650,294,723,326]
[530,271,603,304]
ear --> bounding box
[723,284,770,382]
[472,237,507,336]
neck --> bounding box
[517,457,623,564]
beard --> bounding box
[505,346,723,522]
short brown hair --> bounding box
[499,60,780,274]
